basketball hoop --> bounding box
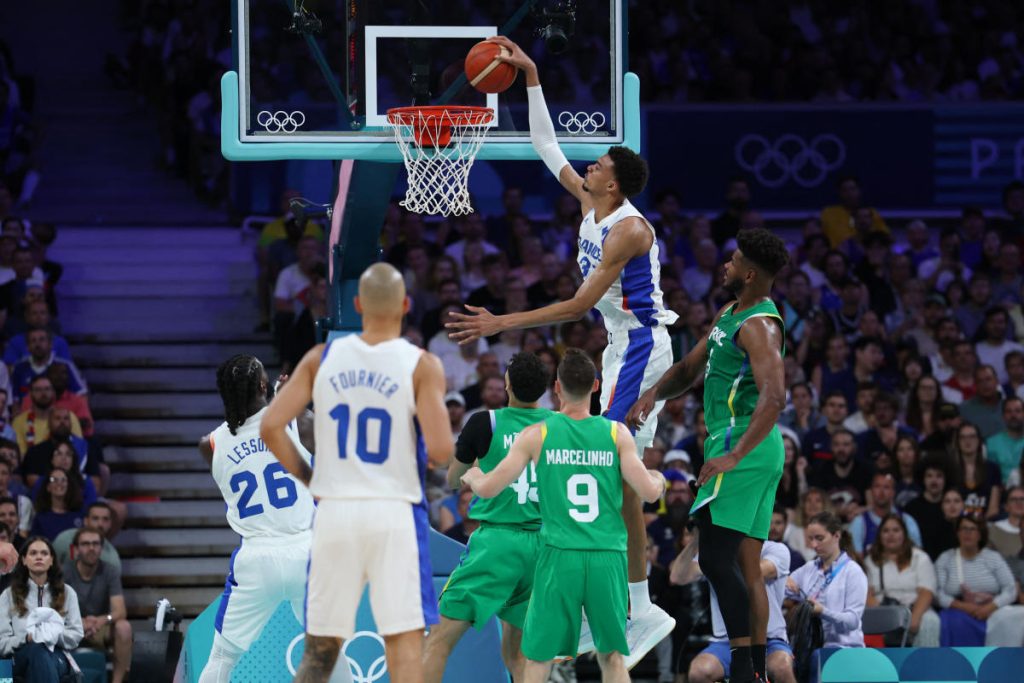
[386,105,494,216]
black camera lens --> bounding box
[542,24,569,54]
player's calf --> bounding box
[768,650,796,683]
[384,629,427,683]
[500,622,526,682]
[596,651,631,683]
[294,634,343,683]
[423,617,472,683]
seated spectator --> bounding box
[906,458,955,560]
[52,502,120,571]
[935,516,1019,646]
[864,513,940,647]
[775,431,806,510]
[13,376,83,456]
[785,512,867,648]
[459,353,501,412]
[10,328,87,402]
[0,536,83,681]
[856,391,916,464]
[464,377,508,419]
[0,458,29,525]
[990,486,1024,559]
[843,381,878,435]
[27,439,98,507]
[820,175,888,249]
[280,262,327,374]
[807,429,874,520]
[920,402,962,457]
[654,396,689,455]
[1,249,47,333]
[769,505,805,571]
[30,467,83,540]
[891,436,923,507]
[786,488,833,561]
[445,392,466,439]
[420,278,463,343]
[904,376,942,441]
[986,397,1024,484]
[1003,351,1024,401]
[20,409,91,488]
[954,422,1002,519]
[812,335,855,407]
[674,406,707,474]
[525,254,564,309]
[942,340,978,403]
[976,308,1023,385]
[920,229,972,295]
[959,365,1006,439]
[62,529,131,683]
[955,273,994,341]
[849,473,923,555]
[272,235,322,351]
[647,476,690,568]
[19,363,92,437]
[2,300,69,367]
[801,391,849,465]
[441,488,479,545]
[779,382,826,440]
[444,211,499,266]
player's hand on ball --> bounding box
[625,389,656,431]
[696,452,739,487]
[447,305,500,344]
[487,35,535,71]
[460,466,484,490]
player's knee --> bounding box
[114,619,132,641]
[687,655,719,683]
[768,652,796,683]
[596,650,625,671]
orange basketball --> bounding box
[464,40,518,94]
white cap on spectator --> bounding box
[664,450,691,465]
[444,391,466,407]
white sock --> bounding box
[628,580,652,616]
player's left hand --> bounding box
[460,466,484,489]
[696,452,739,487]
[447,306,501,345]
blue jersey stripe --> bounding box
[603,327,655,428]
[412,418,439,625]
[620,254,657,326]
[214,542,242,633]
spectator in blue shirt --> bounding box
[849,473,923,555]
[10,328,86,401]
[2,300,70,366]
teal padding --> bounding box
[952,647,995,675]
[976,647,1024,682]
[820,648,899,682]
[899,648,976,681]
[220,71,641,161]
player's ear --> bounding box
[403,296,411,314]
[354,296,363,314]
[592,378,600,394]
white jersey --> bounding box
[311,335,425,503]
[709,540,791,641]
[209,407,315,538]
[576,199,678,332]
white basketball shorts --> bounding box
[305,498,437,640]
[214,530,312,651]
[601,325,673,452]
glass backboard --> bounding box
[223,0,635,161]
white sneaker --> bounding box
[623,604,676,670]
[576,612,596,655]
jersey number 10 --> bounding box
[330,403,392,464]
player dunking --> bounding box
[462,350,665,683]
[447,35,677,663]
[423,351,553,682]
[197,355,330,683]
[626,229,790,683]
[261,263,454,683]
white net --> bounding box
[387,107,494,216]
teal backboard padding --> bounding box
[182,530,504,682]
[820,648,899,682]
[220,71,641,162]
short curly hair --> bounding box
[507,352,550,403]
[607,146,649,198]
[737,228,789,277]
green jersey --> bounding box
[535,413,626,551]
[703,299,785,435]
[468,407,554,529]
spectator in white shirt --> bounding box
[975,307,1024,384]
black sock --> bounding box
[752,643,767,678]
[730,646,754,681]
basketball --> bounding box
[465,40,518,93]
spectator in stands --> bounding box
[959,365,1006,439]
[27,439,97,509]
[992,243,1023,305]
[13,376,83,456]
[2,300,68,367]
[2,248,45,330]
[62,528,131,683]
[812,335,854,407]
[817,250,851,312]
[710,176,750,247]
[0,536,83,681]
[0,398,14,447]
[654,396,688,453]
[785,511,867,648]
[935,516,1019,646]
[776,432,806,510]
[465,253,508,319]
[444,392,466,439]
[769,505,805,571]
[280,262,327,374]
[646,476,690,568]
[891,436,923,507]
[843,381,878,435]
[857,391,916,464]
[928,318,961,383]
[820,175,888,249]
[271,234,322,352]
[989,486,1024,559]
[976,309,1023,385]
[904,376,942,440]
[52,502,119,571]
[943,340,978,403]
[780,270,817,345]
[786,489,830,561]
[801,390,849,465]
[30,467,83,540]
[445,212,498,267]
[907,458,954,560]
[465,377,508,419]
[0,497,25,549]
[10,328,87,402]
[986,397,1024,485]
[675,406,707,473]
[920,402,962,456]
[956,273,995,340]
[20,363,93,437]
[1002,351,1024,400]
[864,513,940,646]
[808,429,873,521]
[920,228,972,294]
[954,422,1003,519]
[421,278,463,343]
[779,382,825,440]
[458,352,501,412]
[19,408,89,486]
[900,219,938,268]
[849,473,922,555]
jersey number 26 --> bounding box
[231,463,299,519]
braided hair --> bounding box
[216,354,266,435]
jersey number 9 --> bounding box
[567,473,599,523]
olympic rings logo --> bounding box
[257,110,306,133]
[734,134,846,188]
[286,631,387,682]
[558,111,606,135]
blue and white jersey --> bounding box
[311,335,425,504]
[210,407,315,538]
[576,199,678,332]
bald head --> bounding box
[357,263,407,317]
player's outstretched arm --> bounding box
[489,35,590,212]
[462,424,541,498]
[696,316,786,487]
[260,345,321,487]
[448,217,650,344]
[198,435,214,467]
[616,423,664,503]
[414,351,455,468]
